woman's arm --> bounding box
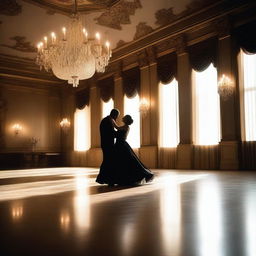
[111,118,124,130]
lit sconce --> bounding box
[60,211,70,231]
[139,98,150,116]
[218,74,235,100]
[12,123,22,135]
[60,118,71,131]
[11,204,23,220]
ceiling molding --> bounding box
[110,0,256,63]
[22,0,122,15]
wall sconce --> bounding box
[139,98,150,116]
[12,123,22,135]
[218,74,235,100]
[60,118,71,131]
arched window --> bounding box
[159,79,180,147]
[239,50,256,141]
[192,64,220,145]
[124,94,140,148]
[102,98,114,118]
[74,106,91,151]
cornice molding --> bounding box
[111,0,256,62]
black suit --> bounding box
[96,116,116,184]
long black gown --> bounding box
[112,129,154,185]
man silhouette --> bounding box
[96,108,120,185]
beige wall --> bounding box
[1,84,61,152]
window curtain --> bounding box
[74,106,91,151]
[75,88,90,110]
[234,20,256,55]
[238,50,256,169]
[159,79,180,148]
[193,145,219,169]
[189,37,218,72]
[192,64,220,169]
[102,98,114,118]
[192,64,220,146]
[124,94,140,148]
[122,67,140,98]
[157,52,177,84]
[97,76,114,103]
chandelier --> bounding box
[217,74,235,100]
[36,0,111,87]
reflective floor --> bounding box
[1,168,256,256]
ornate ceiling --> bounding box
[23,0,122,15]
[0,0,217,59]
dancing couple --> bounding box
[96,109,154,186]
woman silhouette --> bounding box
[111,115,154,185]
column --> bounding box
[88,79,102,166]
[137,47,158,168]
[217,18,240,169]
[175,35,193,169]
[114,62,124,123]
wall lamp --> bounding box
[12,124,22,135]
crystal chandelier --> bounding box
[218,74,235,100]
[36,0,111,87]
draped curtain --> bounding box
[234,20,256,54]
[97,76,114,102]
[193,145,219,169]
[238,47,256,169]
[75,88,90,110]
[122,67,140,98]
[157,52,177,84]
[190,38,220,169]
[189,37,218,72]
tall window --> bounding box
[159,79,180,147]
[124,94,140,148]
[102,98,114,118]
[192,64,220,145]
[239,50,256,141]
[74,106,91,151]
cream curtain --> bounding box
[74,106,91,151]
[191,64,220,169]
[158,147,177,169]
[102,99,114,118]
[238,50,256,169]
[124,94,140,148]
[193,145,219,169]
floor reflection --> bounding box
[245,185,256,256]
[160,174,181,255]
[60,210,70,233]
[11,201,23,221]
[197,177,224,256]
[73,172,91,233]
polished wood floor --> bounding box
[0,167,256,256]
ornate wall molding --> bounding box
[0,0,22,16]
[95,0,142,30]
[1,36,36,53]
[133,22,153,40]
[155,7,177,27]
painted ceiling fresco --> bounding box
[0,0,215,59]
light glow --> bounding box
[124,94,140,148]
[74,106,91,151]
[240,51,256,141]
[192,64,220,145]
[197,177,223,256]
[159,79,180,147]
[102,98,114,118]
